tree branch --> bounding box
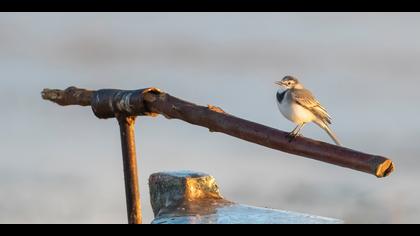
[41,86,394,178]
[42,87,93,106]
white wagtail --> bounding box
[275,75,341,146]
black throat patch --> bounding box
[276,90,287,104]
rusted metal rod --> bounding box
[117,115,142,224]
[41,86,394,179]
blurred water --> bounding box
[0,13,419,223]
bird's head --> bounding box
[275,75,303,89]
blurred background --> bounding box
[0,13,419,224]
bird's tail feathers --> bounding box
[315,120,342,146]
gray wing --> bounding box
[291,88,332,124]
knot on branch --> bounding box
[207,105,225,114]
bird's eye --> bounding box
[287,82,291,85]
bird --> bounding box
[275,75,342,146]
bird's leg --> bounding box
[286,123,306,142]
[286,125,300,141]
[294,123,305,136]
[286,125,299,138]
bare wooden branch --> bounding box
[42,87,93,106]
[41,86,395,178]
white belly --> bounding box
[277,100,316,124]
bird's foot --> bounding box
[286,132,301,143]
[286,132,297,142]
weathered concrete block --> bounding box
[149,171,342,224]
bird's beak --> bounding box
[274,81,283,86]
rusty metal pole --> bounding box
[117,115,142,224]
